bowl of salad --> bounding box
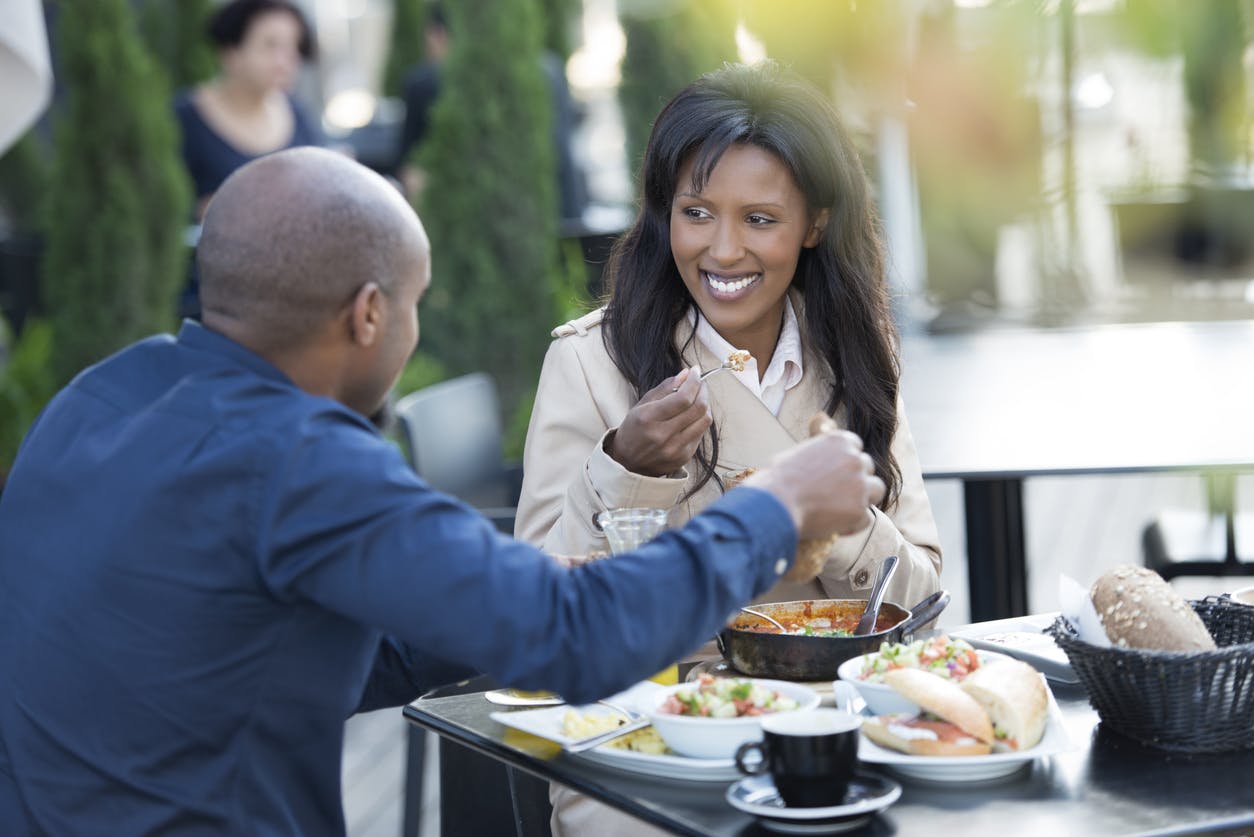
[646,675,820,759]
[836,635,1005,716]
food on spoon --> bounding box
[959,659,1049,751]
[1090,565,1216,651]
[657,675,800,718]
[561,709,668,753]
[726,349,752,372]
[860,669,994,756]
[858,635,981,682]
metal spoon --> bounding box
[854,554,899,636]
[741,606,787,633]
[671,354,751,392]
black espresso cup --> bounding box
[734,708,861,808]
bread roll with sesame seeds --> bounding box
[1090,565,1216,651]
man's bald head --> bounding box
[198,147,428,350]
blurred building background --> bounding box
[3,1,1254,833]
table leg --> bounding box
[964,478,1029,621]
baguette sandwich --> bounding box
[959,659,1048,751]
[861,668,995,756]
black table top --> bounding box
[404,670,1254,836]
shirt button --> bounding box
[854,569,870,586]
[774,558,788,576]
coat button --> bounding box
[854,569,870,586]
[774,558,788,576]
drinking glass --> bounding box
[595,507,669,554]
[595,507,675,683]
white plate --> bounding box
[726,772,901,834]
[835,648,1014,716]
[949,614,1078,684]
[488,681,741,782]
[856,682,1072,782]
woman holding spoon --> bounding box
[517,61,940,605]
[515,60,943,837]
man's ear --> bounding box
[348,282,383,347]
[803,209,831,248]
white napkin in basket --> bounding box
[1059,574,1111,647]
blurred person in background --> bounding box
[174,0,324,318]
[514,62,943,835]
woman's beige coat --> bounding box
[517,303,943,837]
[516,303,942,619]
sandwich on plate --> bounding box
[860,668,995,756]
[959,658,1049,751]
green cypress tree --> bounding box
[137,0,216,91]
[416,0,558,417]
[42,0,192,383]
[537,0,580,59]
[618,1,737,176]
[383,0,430,98]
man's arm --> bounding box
[354,635,479,713]
[258,420,798,707]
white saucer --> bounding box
[725,772,901,834]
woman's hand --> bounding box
[608,366,712,477]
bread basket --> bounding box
[1047,596,1254,753]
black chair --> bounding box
[393,372,522,533]
[1142,471,1254,581]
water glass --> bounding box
[595,507,669,554]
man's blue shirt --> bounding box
[0,322,797,834]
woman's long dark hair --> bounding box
[601,61,902,507]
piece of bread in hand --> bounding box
[1090,565,1216,651]
[725,464,836,584]
[861,668,994,756]
[959,659,1048,751]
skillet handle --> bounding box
[715,631,728,657]
[898,589,951,638]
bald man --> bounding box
[0,148,884,834]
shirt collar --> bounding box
[686,297,805,394]
[177,320,294,386]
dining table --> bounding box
[402,615,1254,837]
[898,319,1254,622]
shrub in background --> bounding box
[538,0,580,59]
[416,0,558,419]
[0,133,49,335]
[618,0,736,178]
[41,0,192,384]
[383,0,431,98]
[0,315,56,483]
[137,0,216,91]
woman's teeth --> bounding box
[704,272,760,293]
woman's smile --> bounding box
[702,270,762,299]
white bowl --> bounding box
[646,678,820,759]
[1230,585,1254,606]
[835,649,1011,717]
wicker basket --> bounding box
[1047,596,1254,754]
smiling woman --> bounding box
[515,61,944,837]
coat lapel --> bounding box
[680,329,831,479]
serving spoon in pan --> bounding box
[854,554,899,636]
[740,606,787,633]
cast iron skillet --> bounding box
[715,590,951,681]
